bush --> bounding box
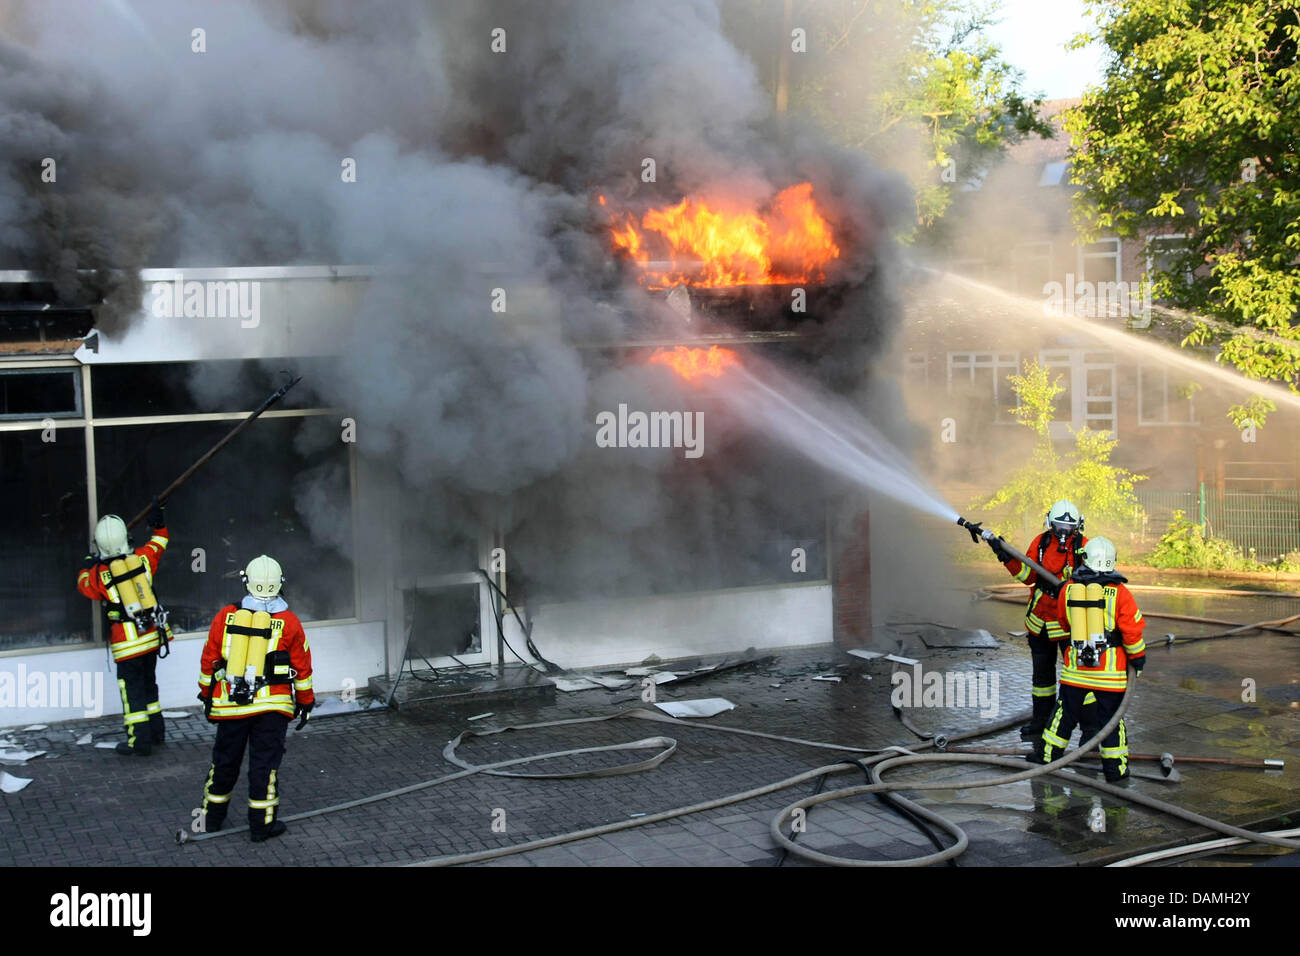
[1148,512,1254,570]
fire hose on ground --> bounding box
[176,674,1300,867]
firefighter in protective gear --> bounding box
[196,554,314,842]
[76,502,171,755]
[1032,536,1146,782]
[986,499,1087,740]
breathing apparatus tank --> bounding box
[224,609,273,705]
[1065,581,1108,666]
[108,553,160,626]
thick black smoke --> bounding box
[2,0,910,608]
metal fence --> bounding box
[1135,486,1300,561]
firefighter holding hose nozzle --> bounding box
[1030,537,1146,782]
[76,501,172,756]
[987,500,1087,741]
[196,554,314,842]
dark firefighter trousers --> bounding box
[1027,629,1059,728]
[1038,682,1130,781]
[201,712,290,833]
[117,652,164,753]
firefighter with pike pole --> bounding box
[77,500,173,756]
[196,554,314,842]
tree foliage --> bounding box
[1065,0,1300,420]
[742,0,1054,237]
[975,360,1147,541]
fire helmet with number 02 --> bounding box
[243,554,284,598]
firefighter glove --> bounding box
[148,497,166,530]
[82,553,99,570]
[1130,656,1146,673]
[987,536,1013,563]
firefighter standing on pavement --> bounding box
[1032,537,1146,782]
[986,499,1087,740]
[196,554,314,842]
[76,503,172,756]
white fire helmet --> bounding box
[1081,537,1118,573]
[94,515,130,558]
[1045,499,1084,535]
[243,554,284,598]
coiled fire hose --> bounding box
[179,672,1300,866]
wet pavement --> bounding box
[1,575,1296,867]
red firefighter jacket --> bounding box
[76,526,170,662]
[1003,530,1087,640]
[198,604,314,719]
[1054,579,1146,692]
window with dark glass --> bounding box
[92,416,354,631]
[0,429,90,651]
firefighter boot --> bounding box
[202,804,227,833]
[115,741,151,756]
[149,711,166,746]
[249,811,288,843]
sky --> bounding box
[983,0,1109,99]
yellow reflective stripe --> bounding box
[1012,564,1031,582]
[1083,691,1097,705]
[1042,621,1067,639]
[1042,730,1068,747]
[209,700,295,718]
[146,701,161,715]
[149,533,168,546]
[1025,611,1045,629]
[1127,640,1145,656]
[1104,585,1118,632]
[293,678,313,691]
[1133,609,1143,623]
[1100,745,1128,757]
[198,674,212,686]
[1031,685,1057,697]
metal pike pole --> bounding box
[124,373,303,530]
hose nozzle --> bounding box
[956,516,990,544]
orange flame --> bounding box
[648,345,741,382]
[609,183,840,288]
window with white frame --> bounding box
[947,352,1020,422]
[1076,239,1122,285]
[1138,365,1197,425]
[1039,349,1117,437]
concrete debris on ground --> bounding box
[0,771,32,793]
[654,698,736,718]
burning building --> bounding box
[0,0,913,722]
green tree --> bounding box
[1065,0,1300,422]
[725,0,1053,237]
[975,360,1147,541]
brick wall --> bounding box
[831,508,871,648]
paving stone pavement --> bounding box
[1,584,1297,867]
